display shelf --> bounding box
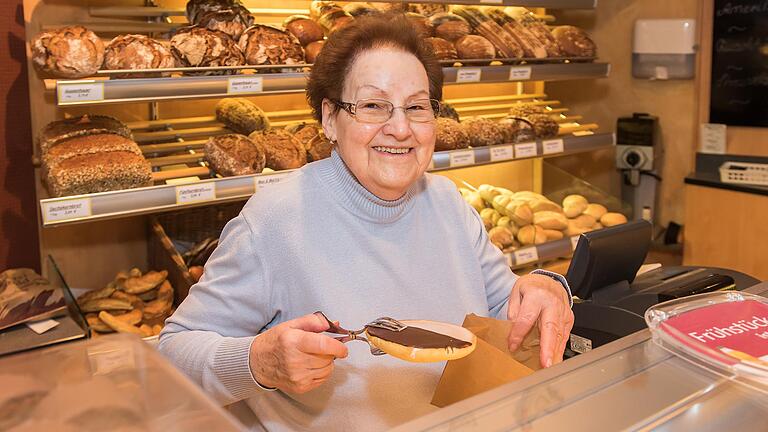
[38,133,613,227]
[47,63,609,106]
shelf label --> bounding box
[569,334,593,354]
[57,82,104,103]
[227,76,264,94]
[514,247,539,265]
[176,182,216,205]
[509,66,532,81]
[571,235,580,251]
[449,150,475,167]
[480,0,503,3]
[255,171,293,191]
[456,68,482,83]
[542,138,565,155]
[514,142,538,158]
[41,198,92,223]
[490,145,514,162]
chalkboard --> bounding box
[709,0,768,127]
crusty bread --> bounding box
[31,26,104,79]
[38,115,132,153]
[204,134,265,176]
[42,134,142,171]
[45,152,152,197]
[248,129,306,170]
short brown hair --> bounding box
[306,14,443,121]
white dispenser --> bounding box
[633,19,697,80]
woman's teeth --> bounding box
[373,146,411,154]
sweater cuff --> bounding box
[530,269,573,308]
[213,336,273,401]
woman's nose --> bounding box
[383,108,412,140]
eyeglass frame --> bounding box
[330,98,441,124]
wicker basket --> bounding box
[719,161,768,187]
[149,203,245,303]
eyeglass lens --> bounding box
[353,99,438,123]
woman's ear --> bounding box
[321,99,337,143]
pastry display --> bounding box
[238,24,305,66]
[552,25,597,58]
[38,115,132,153]
[454,35,495,59]
[286,122,332,162]
[461,116,505,147]
[364,320,476,362]
[429,13,470,43]
[103,34,174,77]
[170,26,244,74]
[215,97,270,134]
[283,15,325,47]
[31,26,103,79]
[304,40,325,63]
[453,6,524,59]
[435,117,469,151]
[248,128,307,170]
[204,133,266,176]
[195,5,254,40]
[425,37,457,61]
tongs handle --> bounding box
[315,311,355,342]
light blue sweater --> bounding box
[159,150,568,431]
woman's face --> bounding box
[322,48,436,200]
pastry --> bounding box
[215,98,270,135]
[498,117,536,143]
[365,320,476,362]
[429,13,470,42]
[170,26,244,74]
[103,34,174,77]
[435,117,469,151]
[205,134,265,176]
[248,128,307,170]
[286,122,332,162]
[461,117,505,147]
[454,35,495,59]
[31,26,103,79]
[38,115,132,153]
[195,5,254,41]
[552,25,597,58]
[238,24,305,66]
[44,151,152,197]
[425,37,457,61]
[283,15,325,46]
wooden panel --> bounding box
[683,185,768,280]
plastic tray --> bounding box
[719,161,768,186]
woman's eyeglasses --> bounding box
[332,98,440,124]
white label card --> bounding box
[26,319,60,335]
[58,82,104,103]
[509,66,532,81]
[490,145,514,162]
[514,247,539,265]
[514,142,538,158]
[42,198,92,223]
[449,150,475,167]
[255,171,293,191]
[176,182,216,205]
[571,235,580,251]
[699,123,727,154]
[456,68,482,83]
[480,0,502,3]
[227,76,264,94]
[542,138,565,155]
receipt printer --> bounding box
[564,221,760,356]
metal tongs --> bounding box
[315,311,408,356]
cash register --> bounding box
[564,220,760,356]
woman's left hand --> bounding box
[506,274,574,368]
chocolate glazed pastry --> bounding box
[365,326,471,350]
[238,24,305,66]
[103,34,174,78]
[171,26,244,75]
[31,26,104,79]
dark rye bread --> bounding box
[45,152,152,197]
[286,123,332,162]
[248,128,306,170]
[204,134,265,176]
[38,115,132,153]
[43,134,142,171]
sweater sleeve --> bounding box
[158,211,275,405]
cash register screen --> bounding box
[566,220,652,300]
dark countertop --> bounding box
[685,171,768,197]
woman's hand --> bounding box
[249,313,349,394]
[506,274,574,368]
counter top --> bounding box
[685,171,768,197]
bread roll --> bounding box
[304,40,325,63]
[215,98,270,135]
[103,34,174,77]
[600,212,628,227]
[583,203,607,219]
[533,211,568,230]
[205,134,265,176]
[562,194,588,218]
[461,117,505,147]
[249,128,307,170]
[365,320,476,363]
[238,24,304,66]
[435,117,469,151]
[517,224,546,245]
[170,26,244,74]
[543,229,564,241]
[488,226,515,249]
[38,115,132,153]
[31,26,103,79]
[572,213,597,229]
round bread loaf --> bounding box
[425,37,457,61]
[196,6,254,41]
[409,3,448,16]
[435,117,469,151]
[455,35,495,59]
[406,12,434,38]
[563,194,588,218]
[32,26,104,79]
[103,34,174,77]
[215,98,270,135]
[438,102,460,122]
[461,117,505,147]
[284,16,325,46]
[429,13,470,42]
[186,0,241,24]
[365,320,476,363]
[552,25,597,58]
[238,24,305,66]
[304,40,325,63]
[171,26,244,74]
[249,128,307,170]
[286,123,332,162]
[205,134,265,176]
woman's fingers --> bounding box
[298,332,349,358]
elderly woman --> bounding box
[159,14,573,431]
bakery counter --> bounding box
[38,133,613,227]
[393,281,768,432]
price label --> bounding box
[41,198,92,223]
[571,235,580,251]
[176,182,216,205]
[480,0,503,3]
[57,82,104,103]
[449,150,475,167]
[255,171,294,191]
[514,247,539,265]
[227,76,264,94]
[514,142,538,158]
[508,66,532,81]
[542,138,565,155]
[490,145,514,162]
[456,68,482,83]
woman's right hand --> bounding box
[249,313,349,394]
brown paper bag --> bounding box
[431,314,542,407]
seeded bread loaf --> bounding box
[215,98,270,134]
[38,115,132,153]
[44,152,152,197]
[204,134,265,176]
[435,117,469,151]
[248,128,306,170]
[42,134,142,171]
[461,117,505,147]
[31,26,104,79]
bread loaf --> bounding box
[286,122,332,162]
[435,117,469,151]
[583,203,607,220]
[498,117,536,144]
[453,6,523,59]
[406,12,434,38]
[196,5,254,40]
[312,2,354,35]
[425,37,457,60]
[343,3,379,17]
[304,40,325,63]
[103,35,174,77]
[483,8,547,58]
[552,26,596,58]
[437,102,460,122]
[563,194,588,218]
[45,151,152,197]
[248,128,307,170]
[186,0,242,24]
[31,26,103,79]
[284,15,325,46]
[508,103,546,117]
[600,212,628,227]
[204,134,265,176]
[38,115,132,153]
[455,35,495,59]
[170,26,244,74]
[238,24,305,66]
[504,7,562,57]
[461,117,505,147]
[409,4,448,16]
[215,98,270,135]
[429,13,470,42]
[43,134,142,172]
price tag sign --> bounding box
[456,68,482,83]
[449,150,475,167]
[514,142,538,158]
[571,235,580,251]
[254,171,294,191]
[514,247,539,265]
[57,82,104,103]
[700,123,727,154]
[480,0,502,3]
[41,198,92,223]
[542,138,565,155]
[490,145,514,162]
[227,76,264,94]
[176,182,216,205]
[508,66,532,81]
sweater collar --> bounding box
[312,150,420,223]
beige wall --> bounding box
[547,1,700,228]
